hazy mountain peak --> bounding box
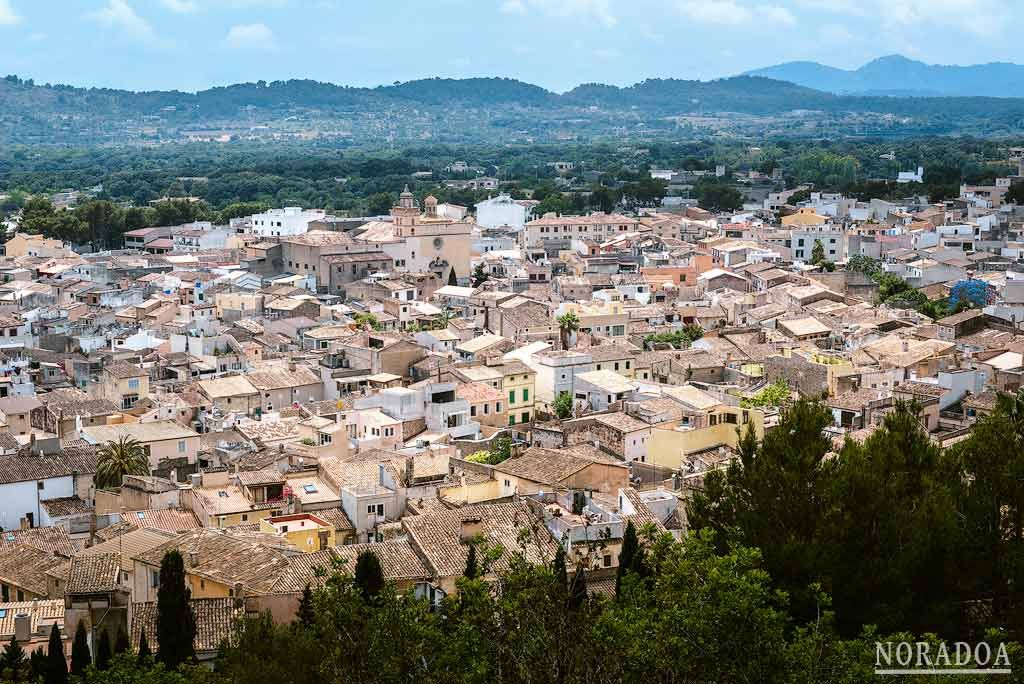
[745,55,1024,97]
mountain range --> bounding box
[4,61,1024,146]
[745,55,1024,97]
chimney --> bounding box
[902,340,909,353]
[190,472,202,489]
[288,361,296,372]
[188,551,198,567]
[13,614,31,643]
[459,515,483,543]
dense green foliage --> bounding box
[691,395,1024,638]
[553,392,574,420]
[741,378,790,408]
[643,324,704,350]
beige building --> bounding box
[356,189,473,285]
[523,212,640,248]
[81,421,201,470]
[97,362,150,411]
[247,363,324,414]
[3,233,73,258]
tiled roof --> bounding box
[0,544,69,596]
[134,529,297,595]
[131,598,242,653]
[246,365,321,390]
[40,496,92,518]
[273,540,429,593]
[66,553,121,594]
[79,528,175,572]
[403,500,557,579]
[105,361,145,379]
[0,449,97,486]
[0,600,64,638]
[0,526,76,557]
[235,469,285,487]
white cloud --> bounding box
[759,5,795,25]
[676,0,751,25]
[160,0,198,12]
[500,0,526,14]
[675,0,796,26]
[90,0,162,42]
[224,22,275,49]
[0,0,20,25]
[498,0,616,28]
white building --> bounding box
[475,194,529,230]
[245,207,326,238]
[897,166,924,184]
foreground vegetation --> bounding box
[2,394,1021,683]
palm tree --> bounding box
[96,435,149,489]
[557,311,580,350]
[433,307,454,330]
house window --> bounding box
[496,402,501,412]
[508,390,515,405]
[470,406,477,417]
[521,412,529,423]
[483,404,489,415]
[37,481,44,491]
[178,441,186,453]
[504,479,510,488]
[508,415,515,426]
[151,570,160,588]
[367,503,385,517]
[603,554,612,568]
[128,378,139,390]
[521,388,528,402]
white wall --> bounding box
[0,476,75,530]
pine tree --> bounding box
[44,624,66,684]
[156,550,195,669]
[463,544,479,579]
[354,550,385,600]
[114,625,130,655]
[70,622,90,677]
[2,634,26,680]
[552,544,568,593]
[297,585,316,628]
[95,629,111,670]
[137,629,152,665]
[568,563,587,612]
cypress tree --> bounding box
[137,629,152,665]
[463,544,479,579]
[156,550,195,669]
[616,520,642,596]
[114,625,130,655]
[297,585,316,628]
[568,562,587,612]
[70,622,90,676]
[353,550,384,600]
[552,544,568,593]
[44,624,67,684]
[95,629,111,670]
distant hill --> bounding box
[746,55,1024,97]
[3,70,1024,145]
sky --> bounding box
[0,0,1022,93]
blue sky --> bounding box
[0,0,1022,92]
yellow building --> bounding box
[99,361,150,410]
[556,301,631,339]
[499,360,537,426]
[3,232,72,258]
[259,513,335,553]
[781,207,828,227]
[648,406,765,470]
